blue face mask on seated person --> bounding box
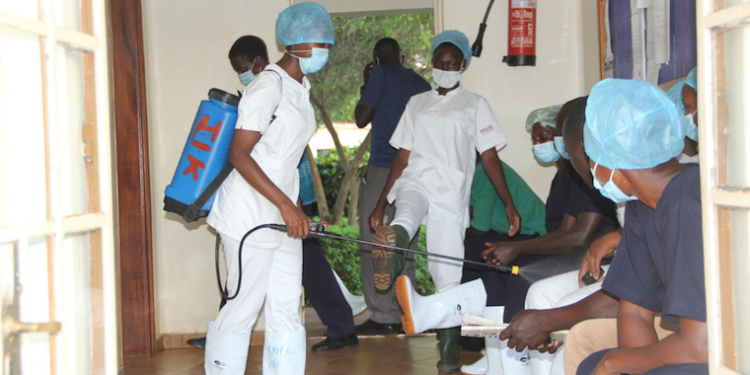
[554,136,570,160]
[532,141,560,164]
[289,47,329,75]
[591,163,638,203]
[686,112,698,141]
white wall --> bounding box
[445,0,597,200]
[142,0,600,338]
[142,0,289,337]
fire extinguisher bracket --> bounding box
[502,55,536,67]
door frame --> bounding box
[109,0,157,357]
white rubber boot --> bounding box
[262,331,307,375]
[395,275,487,335]
[332,268,368,317]
[460,355,487,375]
[204,321,251,375]
[482,307,532,375]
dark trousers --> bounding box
[577,349,708,375]
[301,205,356,338]
[220,204,355,338]
[461,230,540,323]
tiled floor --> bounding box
[122,336,483,374]
[122,308,482,374]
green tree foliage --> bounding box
[319,222,435,300]
[308,13,435,124]
[314,146,369,217]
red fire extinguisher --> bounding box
[503,0,536,66]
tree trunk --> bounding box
[331,131,371,225]
[306,145,331,222]
[311,95,350,170]
[348,176,360,226]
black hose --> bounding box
[215,223,277,300]
[216,223,515,301]
[482,0,495,24]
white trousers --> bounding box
[205,233,305,375]
[524,266,610,375]
[391,188,465,293]
[214,234,305,334]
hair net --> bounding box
[276,2,335,46]
[666,80,690,130]
[584,79,686,170]
[431,30,472,67]
[686,67,697,90]
[526,105,562,131]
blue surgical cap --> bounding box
[666,80,689,131]
[431,30,472,67]
[584,79,686,170]
[686,67,697,90]
[526,105,562,131]
[276,2,335,46]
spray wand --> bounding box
[217,222,520,300]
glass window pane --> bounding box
[18,237,53,375]
[56,44,98,216]
[52,0,81,32]
[716,23,750,187]
[722,0,750,9]
[51,230,105,374]
[0,27,47,227]
[718,207,750,372]
[0,1,39,20]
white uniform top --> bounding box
[388,86,507,228]
[207,64,316,247]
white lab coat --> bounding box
[387,86,507,292]
[208,64,316,248]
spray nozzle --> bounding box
[472,0,495,58]
[511,265,520,275]
[471,23,487,57]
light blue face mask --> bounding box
[554,136,570,160]
[591,163,638,203]
[290,47,329,75]
[239,70,256,86]
[533,141,560,164]
[686,112,698,141]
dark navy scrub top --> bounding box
[603,165,705,324]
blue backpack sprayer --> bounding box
[164,88,518,302]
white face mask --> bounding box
[432,68,461,89]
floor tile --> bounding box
[122,335,485,375]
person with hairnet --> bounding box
[365,29,520,373]
[575,78,707,375]
[422,99,620,375]
[186,34,362,354]
[203,2,334,374]
[670,67,700,163]
[353,37,431,337]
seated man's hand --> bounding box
[500,309,553,352]
[536,339,562,354]
[506,204,522,237]
[481,242,520,265]
[577,232,618,288]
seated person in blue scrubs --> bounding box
[576,79,707,375]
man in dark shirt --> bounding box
[353,37,432,335]
[575,79,707,375]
